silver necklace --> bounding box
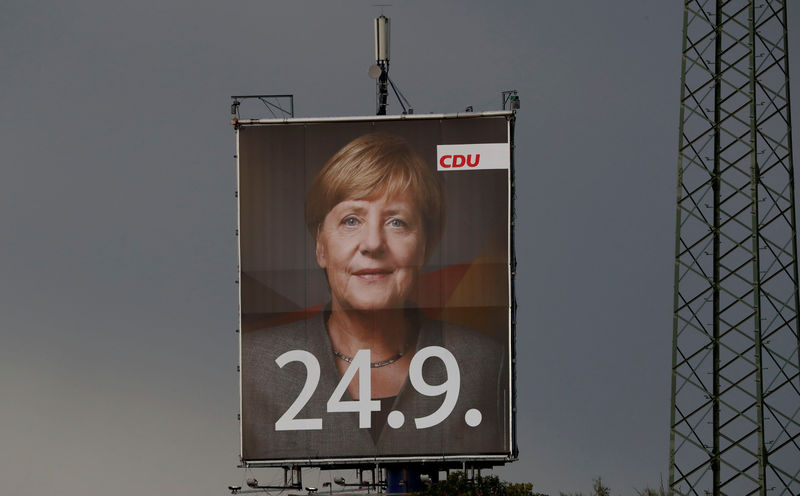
[332,348,405,368]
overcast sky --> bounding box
[1,1,798,495]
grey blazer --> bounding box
[241,309,509,462]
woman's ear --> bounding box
[315,227,327,268]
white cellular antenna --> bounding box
[368,8,413,115]
[374,15,390,64]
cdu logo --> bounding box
[439,153,481,168]
[436,143,509,171]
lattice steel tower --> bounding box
[670,1,799,495]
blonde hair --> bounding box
[305,133,444,255]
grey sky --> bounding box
[1,1,798,495]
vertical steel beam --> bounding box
[670,1,799,495]
[746,3,767,493]
[712,4,723,493]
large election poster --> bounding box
[237,113,515,465]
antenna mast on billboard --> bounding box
[669,1,799,495]
[369,11,413,115]
[373,14,390,115]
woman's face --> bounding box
[316,191,426,312]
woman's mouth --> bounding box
[353,268,392,281]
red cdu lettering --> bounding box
[439,152,482,169]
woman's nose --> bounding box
[360,222,385,256]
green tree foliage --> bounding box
[557,476,609,496]
[634,489,667,496]
[416,472,666,496]
[634,476,667,496]
[414,472,548,496]
[591,477,609,496]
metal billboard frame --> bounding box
[234,111,518,468]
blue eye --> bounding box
[389,218,406,228]
[343,217,359,227]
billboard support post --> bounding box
[386,467,423,494]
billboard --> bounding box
[237,112,516,465]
